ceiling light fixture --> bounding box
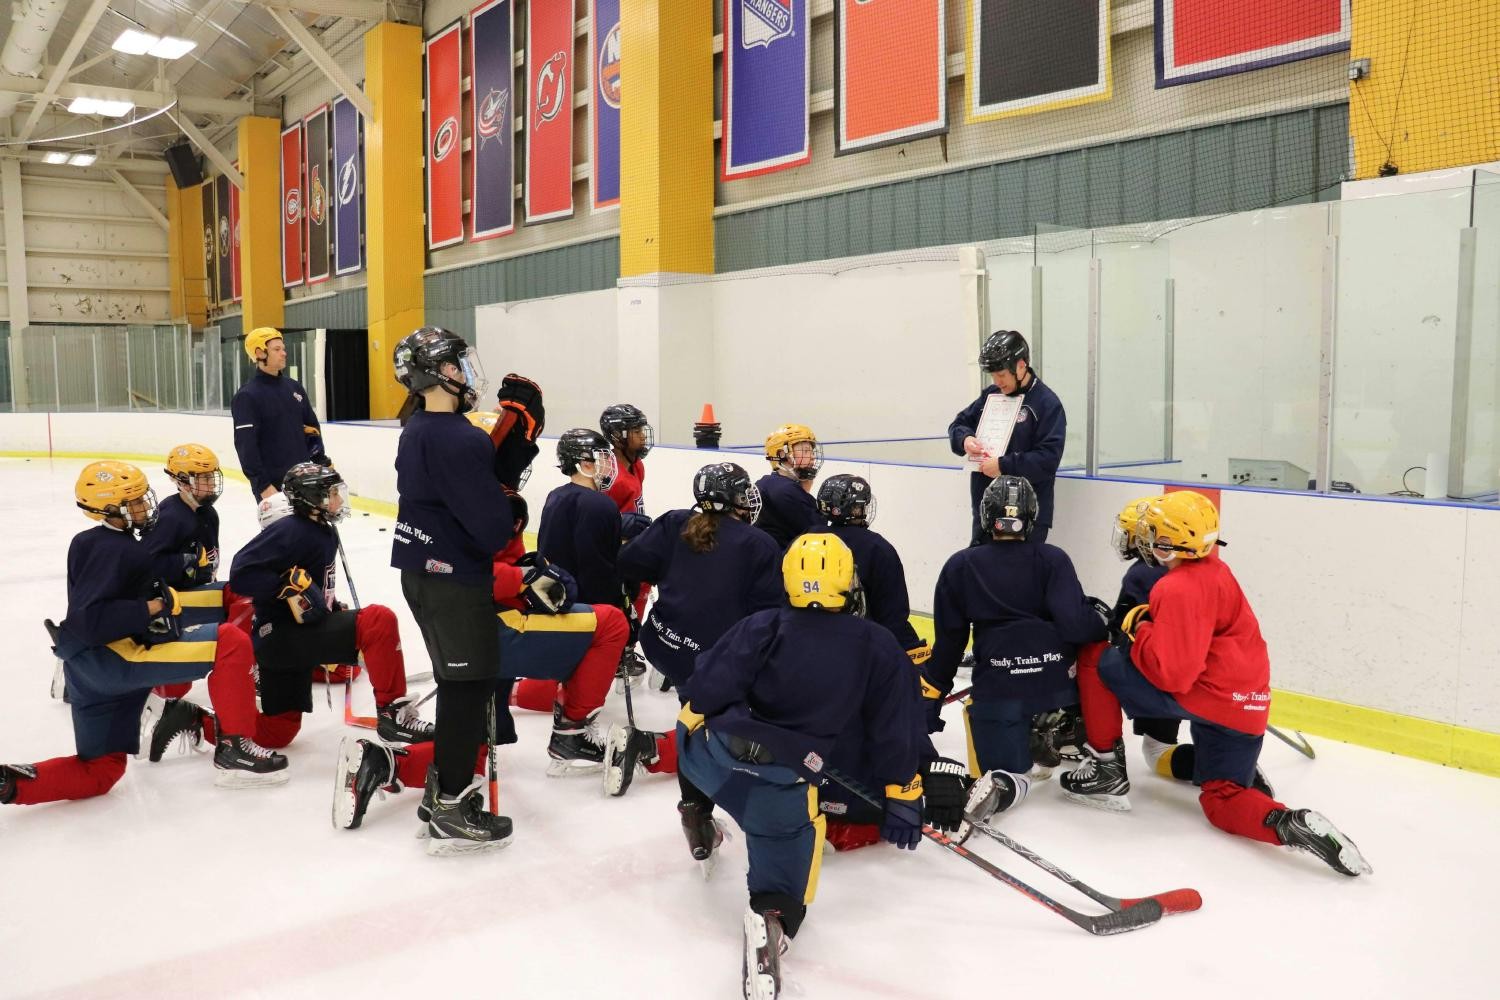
[67,97,135,117]
[111,29,196,60]
[67,153,98,167]
[43,151,69,164]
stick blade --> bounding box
[1087,898,1163,935]
[1122,888,1203,915]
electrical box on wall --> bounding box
[1229,458,1311,490]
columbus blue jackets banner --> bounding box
[304,105,331,284]
[526,0,574,222]
[589,0,621,211]
[201,181,217,305]
[470,0,516,241]
[426,21,465,248]
[331,96,363,276]
[835,0,947,155]
[966,0,1111,122]
[721,0,811,180]
[215,173,232,300]
[1155,0,1350,87]
[281,122,303,287]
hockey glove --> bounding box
[620,511,653,543]
[882,774,925,850]
[147,580,183,638]
[907,642,932,667]
[677,703,706,734]
[519,557,570,614]
[277,567,327,625]
[495,374,546,444]
[1120,604,1151,641]
[310,452,334,469]
[1087,596,1111,628]
[919,673,946,734]
[921,757,973,833]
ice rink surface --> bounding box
[2,456,1497,999]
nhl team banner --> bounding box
[201,181,217,305]
[215,173,232,302]
[1155,0,1350,87]
[332,96,363,276]
[966,0,1111,122]
[526,0,574,222]
[280,122,304,288]
[229,163,241,301]
[304,105,331,284]
[721,0,811,180]
[589,0,621,210]
[835,0,947,155]
[470,0,516,241]
[426,22,465,249]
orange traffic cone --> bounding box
[694,403,722,449]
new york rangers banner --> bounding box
[526,0,573,222]
[229,164,241,301]
[470,0,516,241]
[304,105,331,284]
[1155,0,1349,87]
[426,22,465,249]
[967,0,1111,122]
[215,173,232,301]
[722,0,811,180]
[589,0,621,210]
[281,122,304,288]
[835,0,946,155]
[201,181,217,305]
[332,96,363,276]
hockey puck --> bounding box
[378,527,387,532]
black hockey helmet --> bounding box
[980,475,1038,540]
[282,462,349,524]
[556,428,617,490]
[817,473,876,527]
[978,330,1030,375]
[692,462,762,523]
[600,403,654,460]
[393,326,486,412]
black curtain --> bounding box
[324,329,370,421]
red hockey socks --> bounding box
[1075,642,1125,752]
[11,752,128,804]
[1199,779,1285,845]
[356,605,407,707]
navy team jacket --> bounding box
[230,514,337,628]
[61,524,156,647]
[143,494,219,588]
[538,482,624,606]
[754,473,823,550]
[827,523,922,652]
[230,371,324,497]
[947,376,1066,529]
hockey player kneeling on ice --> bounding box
[226,462,429,792]
[609,463,783,798]
[601,403,656,633]
[754,424,824,551]
[1060,491,1371,877]
[675,533,922,1000]
[3,462,257,808]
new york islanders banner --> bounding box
[201,181,218,305]
[589,0,621,210]
[426,21,465,248]
[332,96,363,276]
[526,0,574,222]
[304,105,331,283]
[722,0,810,180]
[835,0,946,155]
[215,174,232,301]
[967,0,1111,122]
[1155,0,1349,87]
[229,164,241,302]
[281,122,304,288]
[471,0,516,241]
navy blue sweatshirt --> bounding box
[754,472,823,550]
[827,524,922,652]
[687,607,919,786]
[1115,558,1167,622]
[928,540,1105,710]
[618,509,783,684]
[537,481,624,607]
[230,514,337,627]
[393,410,512,587]
[143,494,219,588]
[230,370,324,497]
[947,376,1066,529]
[62,524,156,647]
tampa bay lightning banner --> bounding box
[470,0,516,240]
[722,0,811,180]
[331,96,363,276]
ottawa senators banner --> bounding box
[721,0,811,180]
[215,173,232,301]
[589,0,621,210]
[304,104,331,283]
[966,0,1111,122]
[526,0,574,222]
[201,180,217,305]
[1155,0,1350,87]
[229,163,241,301]
[425,22,465,249]
[835,0,947,155]
[470,0,516,241]
[280,122,304,288]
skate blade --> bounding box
[742,911,780,1000]
[1060,788,1132,813]
[136,693,166,761]
[1026,764,1054,782]
[50,660,67,700]
[332,739,362,830]
[602,726,634,797]
[214,767,291,790]
[425,832,514,857]
[546,757,605,778]
[1303,811,1374,876]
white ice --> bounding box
[2,456,1497,999]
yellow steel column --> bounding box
[237,116,286,334]
[166,179,185,322]
[180,181,208,328]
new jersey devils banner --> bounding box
[1155,0,1349,87]
[526,0,574,222]
[835,0,946,155]
[201,181,217,305]
[332,96,363,276]
[229,164,241,302]
[722,0,811,180]
[426,22,465,249]
[470,0,516,241]
[304,105,331,283]
[967,0,1111,122]
[281,122,304,288]
[589,0,621,211]
[215,173,233,300]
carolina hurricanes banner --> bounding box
[1155,0,1350,87]
[722,0,811,180]
[470,0,516,241]
[215,173,232,300]
[281,122,304,288]
[229,163,241,302]
[589,0,621,210]
[966,0,1111,122]
[201,181,217,305]
[332,96,363,276]
[304,105,331,283]
[426,22,465,249]
[835,0,946,155]
[526,0,573,222]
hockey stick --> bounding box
[1268,724,1316,759]
[333,530,376,728]
[824,768,1162,936]
[944,685,973,705]
[486,691,500,816]
[966,822,1202,916]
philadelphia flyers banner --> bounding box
[470,0,516,241]
[425,21,464,249]
[835,0,947,155]
[1155,0,1350,87]
[721,0,811,180]
[589,0,621,210]
[280,122,304,287]
[304,104,331,284]
[526,0,574,223]
[229,162,241,301]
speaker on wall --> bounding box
[163,142,203,188]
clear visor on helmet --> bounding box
[591,449,618,492]
[737,484,764,524]
[323,482,351,523]
[455,348,488,399]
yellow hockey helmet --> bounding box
[244,326,283,363]
[164,444,224,505]
[1111,494,1161,560]
[76,460,158,531]
[765,423,823,481]
[1141,491,1220,560]
[783,532,858,611]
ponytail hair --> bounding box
[682,511,722,553]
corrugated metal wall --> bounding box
[424,238,621,341]
[283,289,369,331]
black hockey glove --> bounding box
[277,567,327,625]
[310,452,334,469]
[495,374,546,443]
[620,511,653,542]
[517,553,572,613]
[921,757,973,833]
[147,579,182,639]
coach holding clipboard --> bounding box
[947,331,1066,545]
